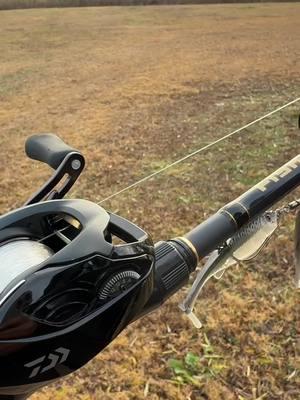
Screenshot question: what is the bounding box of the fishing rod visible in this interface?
[0,133,299,400]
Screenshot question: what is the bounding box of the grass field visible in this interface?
[0,3,300,399]
[1,1,298,12]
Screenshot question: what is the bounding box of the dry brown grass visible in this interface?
[0,4,299,399]
[1,0,298,12]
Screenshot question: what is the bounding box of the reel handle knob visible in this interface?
[25,133,81,170]
[24,134,85,204]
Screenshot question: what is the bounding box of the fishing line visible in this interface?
[98,97,300,204]
[37,226,69,243]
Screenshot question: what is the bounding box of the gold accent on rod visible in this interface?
[235,201,250,218]
[177,237,200,264]
[220,210,238,228]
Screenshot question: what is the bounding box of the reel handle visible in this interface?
[24,134,85,205]
[25,134,81,170]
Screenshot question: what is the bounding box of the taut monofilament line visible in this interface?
[97,97,300,204]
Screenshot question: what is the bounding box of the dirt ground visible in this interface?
[0,3,299,399]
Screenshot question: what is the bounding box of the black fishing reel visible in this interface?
[1,133,300,400]
[0,134,197,399]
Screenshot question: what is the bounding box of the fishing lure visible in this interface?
[179,211,279,328]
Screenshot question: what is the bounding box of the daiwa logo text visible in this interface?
[24,347,70,378]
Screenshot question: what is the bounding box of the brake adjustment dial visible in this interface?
[98,270,141,301]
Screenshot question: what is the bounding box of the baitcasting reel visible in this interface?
[0,134,197,399]
[0,133,299,400]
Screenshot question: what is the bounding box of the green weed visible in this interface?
[168,334,226,387]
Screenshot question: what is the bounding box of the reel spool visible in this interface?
[0,240,53,296]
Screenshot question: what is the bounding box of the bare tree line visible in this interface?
[0,0,298,11]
